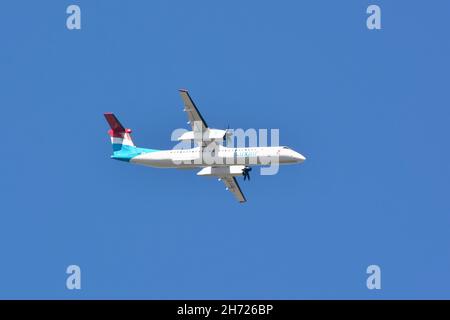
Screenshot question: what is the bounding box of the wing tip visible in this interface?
[179,88,189,93]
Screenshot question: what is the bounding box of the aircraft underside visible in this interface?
[130,154,297,168]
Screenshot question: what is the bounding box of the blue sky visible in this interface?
[1,1,449,299]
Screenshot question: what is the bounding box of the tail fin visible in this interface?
[104,113,135,152]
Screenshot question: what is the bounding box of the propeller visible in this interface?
[242,166,252,181]
[223,125,233,146]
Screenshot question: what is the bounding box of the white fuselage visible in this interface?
[130,145,305,168]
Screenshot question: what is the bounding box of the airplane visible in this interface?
[104,89,306,203]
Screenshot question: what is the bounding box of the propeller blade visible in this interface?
[223,124,232,146]
[242,166,251,181]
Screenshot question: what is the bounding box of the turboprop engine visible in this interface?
[177,128,232,143]
[196,165,252,180]
[197,165,246,177]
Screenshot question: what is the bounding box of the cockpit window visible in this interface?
[282,146,290,149]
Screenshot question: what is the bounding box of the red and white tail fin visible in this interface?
[104,113,135,151]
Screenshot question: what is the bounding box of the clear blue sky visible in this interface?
[1,1,449,299]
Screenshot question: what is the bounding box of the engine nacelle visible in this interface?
[178,128,227,142]
[196,165,246,177]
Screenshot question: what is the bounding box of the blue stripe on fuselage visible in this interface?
[111,144,159,162]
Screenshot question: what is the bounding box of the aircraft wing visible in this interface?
[220,176,247,203]
[179,89,208,131]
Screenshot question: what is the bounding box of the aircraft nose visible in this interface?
[293,152,306,162]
